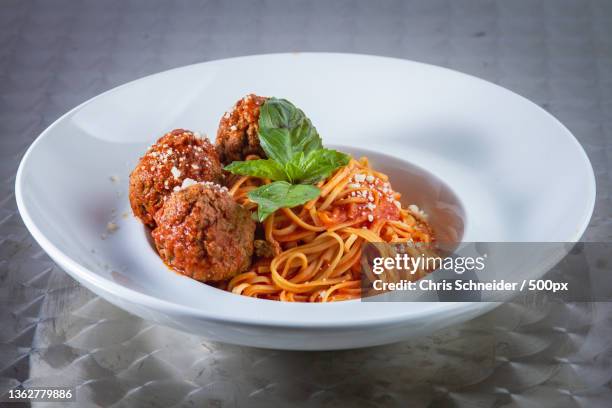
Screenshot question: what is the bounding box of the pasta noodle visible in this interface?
[220,156,435,302]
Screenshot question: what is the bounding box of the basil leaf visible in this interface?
[247,181,320,222]
[224,159,288,181]
[297,148,351,184]
[258,98,322,165]
[282,148,351,184]
[283,152,305,183]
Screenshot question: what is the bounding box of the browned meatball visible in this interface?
[215,94,268,164]
[151,182,255,282]
[129,129,224,227]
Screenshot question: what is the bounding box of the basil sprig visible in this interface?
[224,97,351,221]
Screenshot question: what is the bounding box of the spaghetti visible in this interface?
[221,156,435,302]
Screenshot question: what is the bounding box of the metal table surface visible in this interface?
[1,0,611,406]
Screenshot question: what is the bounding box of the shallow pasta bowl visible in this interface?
[15,53,595,350]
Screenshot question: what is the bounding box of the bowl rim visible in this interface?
[15,52,596,329]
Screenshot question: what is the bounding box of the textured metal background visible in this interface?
[1,0,611,406]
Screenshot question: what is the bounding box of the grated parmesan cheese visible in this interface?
[408,204,428,219]
[181,178,198,189]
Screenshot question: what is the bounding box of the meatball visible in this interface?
[152,182,255,282]
[216,94,268,164]
[129,129,224,227]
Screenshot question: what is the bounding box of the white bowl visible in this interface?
[16,53,595,350]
